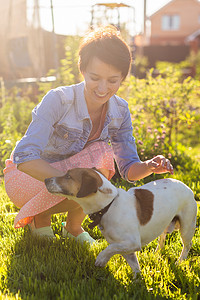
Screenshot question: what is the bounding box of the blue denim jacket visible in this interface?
[13,82,140,180]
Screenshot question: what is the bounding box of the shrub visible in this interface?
[117,69,200,200]
[0,87,35,173]
[119,71,200,148]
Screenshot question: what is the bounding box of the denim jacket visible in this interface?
[13,82,140,180]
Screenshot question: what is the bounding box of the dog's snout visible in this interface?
[44,177,64,194]
[45,177,57,192]
[45,177,54,185]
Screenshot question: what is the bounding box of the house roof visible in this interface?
[149,0,173,18]
[150,0,200,19]
[185,28,200,41]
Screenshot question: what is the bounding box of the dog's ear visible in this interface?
[92,167,104,177]
[76,171,102,198]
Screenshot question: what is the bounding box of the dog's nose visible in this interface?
[44,177,54,185]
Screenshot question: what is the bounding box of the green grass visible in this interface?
[0,180,200,300]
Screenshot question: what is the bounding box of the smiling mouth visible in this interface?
[95,91,108,98]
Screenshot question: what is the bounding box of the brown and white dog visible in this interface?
[45,168,197,276]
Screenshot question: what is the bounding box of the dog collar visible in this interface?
[88,193,118,229]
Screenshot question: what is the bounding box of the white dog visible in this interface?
[45,168,197,276]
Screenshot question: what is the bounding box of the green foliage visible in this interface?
[133,55,149,78]
[0,181,200,299]
[185,50,200,80]
[117,68,200,200]
[155,60,192,77]
[0,88,35,174]
[119,71,200,147]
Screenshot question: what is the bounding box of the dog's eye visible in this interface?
[65,174,71,179]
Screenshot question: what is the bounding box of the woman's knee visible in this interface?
[97,168,110,179]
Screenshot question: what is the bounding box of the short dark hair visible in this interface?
[78,26,132,80]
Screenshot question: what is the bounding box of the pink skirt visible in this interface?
[3,142,115,228]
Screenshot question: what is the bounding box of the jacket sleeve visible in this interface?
[13,87,73,164]
[110,104,141,181]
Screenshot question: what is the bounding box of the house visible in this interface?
[134,0,200,70]
[150,0,200,46]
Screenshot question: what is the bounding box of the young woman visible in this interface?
[4,26,173,243]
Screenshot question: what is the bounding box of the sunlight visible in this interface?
[26,0,173,37]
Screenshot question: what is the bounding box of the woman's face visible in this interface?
[82,57,123,109]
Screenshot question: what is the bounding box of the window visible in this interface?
[162,15,180,31]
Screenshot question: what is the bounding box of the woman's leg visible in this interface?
[34,198,85,236]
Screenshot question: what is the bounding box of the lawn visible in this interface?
[0,180,200,300]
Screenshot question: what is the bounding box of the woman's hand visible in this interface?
[146,155,174,175]
[128,155,174,181]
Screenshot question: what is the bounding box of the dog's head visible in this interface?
[45,168,112,198]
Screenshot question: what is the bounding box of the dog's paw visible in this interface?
[95,252,108,267]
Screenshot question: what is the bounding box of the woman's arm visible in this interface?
[127,155,174,181]
[13,89,69,166]
[17,159,65,182]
